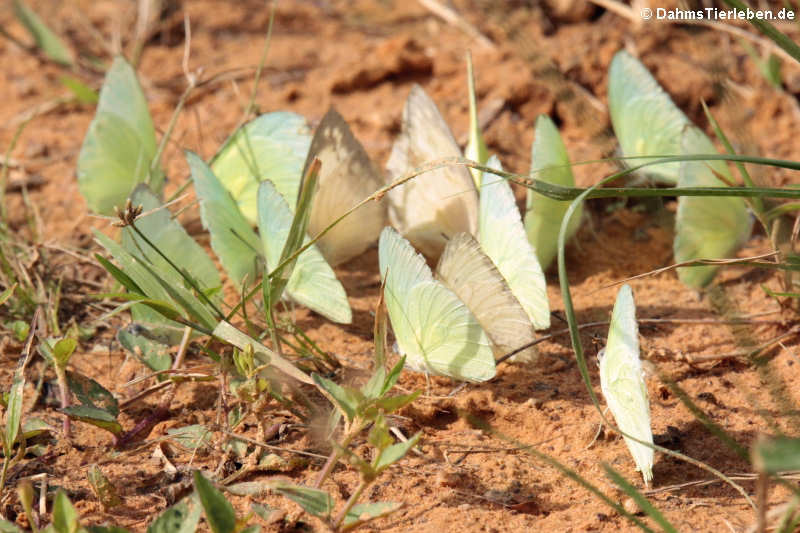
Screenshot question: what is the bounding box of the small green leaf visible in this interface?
[373,391,421,414]
[361,365,386,401]
[464,51,488,187]
[367,415,392,451]
[9,320,29,342]
[603,464,678,533]
[53,338,78,368]
[60,406,122,436]
[61,76,99,104]
[94,254,146,296]
[67,371,119,417]
[147,498,202,533]
[224,481,271,497]
[193,471,236,533]
[374,432,421,473]
[312,374,361,423]
[117,328,172,373]
[12,0,74,66]
[88,464,122,509]
[21,417,53,440]
[4,372,24,455]
[381,357,406,398]
[52,490,80,533]
[167,425,211,450]
[753,435,800,474]
[342,502,403,530]
[268,481,332,519]
[212,321,312,385]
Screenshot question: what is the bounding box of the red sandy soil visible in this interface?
[1,1,800,531]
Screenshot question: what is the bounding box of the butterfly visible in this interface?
[598,284,654,486]
[190,151,352,324]
[608,50,690,185]
[385,85,479,261]
[525,114,583,271]
[379,227,495,382]
[302,108,387,266]
[78,57,164,215]
[674,128,752,288]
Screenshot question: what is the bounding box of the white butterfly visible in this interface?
[436,232,537,363]
[608,50,690,185]
[379,227,495,382]
[598,284,654,486]
[258,180,352,324]
[386,85,479,261]
[480,156,550,332]
[303,108,387,267]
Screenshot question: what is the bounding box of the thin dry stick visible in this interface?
[598,251,780,290]
[417,0,495,49]
[496,314,786,365]
[645,471,800,495]
[219,430,327,460]
[679,327,799,363]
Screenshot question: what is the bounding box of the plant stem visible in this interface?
[148,79,196,186]
[53,364,71,438]
[129,221,225,319]
[332,478,369,530]
[314,429,361,488]
[0,454,10,494]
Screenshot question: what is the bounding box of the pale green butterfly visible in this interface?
[436,232,537,363]
[674,128,753,288]
[386,85,479,261]
[525,114,583,271]
[211,112,311,225]
[480,156,550,332]
[188,150,262,288]
[258,179,351,324]
[301,108,387,267]
[379,227,495,382]
[121,183,222,343]
[599,284,654,486]
[78,56,164,214]
[608,50,690,185]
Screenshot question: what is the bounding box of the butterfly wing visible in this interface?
[188,151,263,288]
[302,108,387,266]
[257,180,351,324]
[386,85,479,260]
[525,115,583,270]
[674,128,753,288]
[436,232,536,362]
[481,156,550,332]
[77,57,163,214]
[211,112,311,225]
[599,284,654,486]
[608,51,690,185]
[379,228,495,381]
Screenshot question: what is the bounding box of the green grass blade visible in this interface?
[12,0,74,66]
[603,464,678,533]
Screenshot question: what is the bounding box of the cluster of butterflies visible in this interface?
[78,48,762,486]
